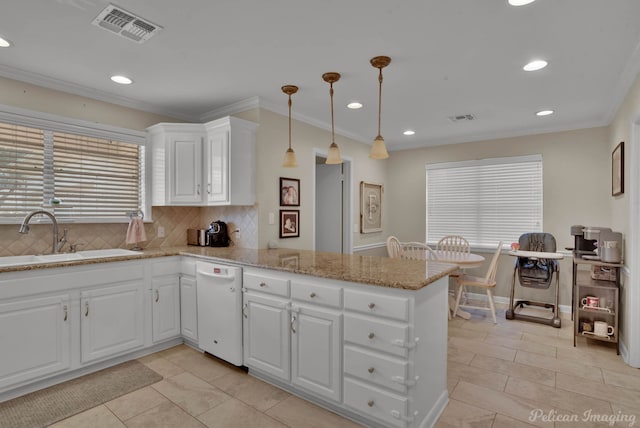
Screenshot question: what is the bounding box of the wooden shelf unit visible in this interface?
[572,256,622,354]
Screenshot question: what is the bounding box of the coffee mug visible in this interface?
[581,296,600,308]
[593,321,614,337]
[581,321,593,332]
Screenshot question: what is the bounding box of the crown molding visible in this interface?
[603,37,640,124]
[0,65,196,122]
[198,97,261,122]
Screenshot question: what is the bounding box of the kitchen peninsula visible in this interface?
[0,247,456,428]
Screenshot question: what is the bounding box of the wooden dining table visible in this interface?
[434,251,486,319]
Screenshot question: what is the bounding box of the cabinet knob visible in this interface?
[368,332,375,339]
[368,367,375,374]
[368,302,375,309]
[310,292,316,298]
[259,282,266,287]
[367,400,375,407]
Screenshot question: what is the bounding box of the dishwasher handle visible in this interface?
[197,269,236,280]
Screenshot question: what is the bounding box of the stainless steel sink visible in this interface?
[0,249,141,268]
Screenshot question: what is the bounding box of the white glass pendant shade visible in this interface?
[369,135,389,159]
[282,147,298,167]
[326,142,343,165]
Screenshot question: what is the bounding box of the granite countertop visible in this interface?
[0,246,457,291]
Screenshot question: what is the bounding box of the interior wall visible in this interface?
[385,126,612,307]
[244,108,387,250]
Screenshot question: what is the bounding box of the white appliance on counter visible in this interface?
[196,261,243,366]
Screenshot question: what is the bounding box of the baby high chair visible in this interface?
[505,232,562,328]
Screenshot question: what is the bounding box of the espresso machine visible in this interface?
[570,225,622,263]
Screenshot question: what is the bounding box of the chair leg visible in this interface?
[453,284,464,318]
[486,288,497,324]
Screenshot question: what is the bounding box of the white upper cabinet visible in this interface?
[148,117,257,206]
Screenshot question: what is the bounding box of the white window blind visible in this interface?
[0,123,45,216]
[0,120,143,222]
[426,155,542,247]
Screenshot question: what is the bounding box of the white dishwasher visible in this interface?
[196,261,243,366]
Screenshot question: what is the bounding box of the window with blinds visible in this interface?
[426,155,543,248]
[0,121,143,222]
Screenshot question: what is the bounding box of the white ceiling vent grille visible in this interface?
[92,4,162,43]
[448,114,476,123]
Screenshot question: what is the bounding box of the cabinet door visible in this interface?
[0,295,71,390]
[170,134,203,204]
[81,281,144,363]
[205,128,229,204]
[243,292,290,381]
[180,275,198,342]
[152,276,181,342]
[291,304,342,402]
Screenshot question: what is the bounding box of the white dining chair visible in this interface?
[436,235,471,255]
[386,236,402,258]
[452,241,503,324]
[400,242,439,260]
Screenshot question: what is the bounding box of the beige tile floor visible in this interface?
[50,306,640,428]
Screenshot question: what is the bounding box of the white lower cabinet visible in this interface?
[180,275,198,342]
[0,294,71,390]
[291,303,341,401]
[80,281,145,363]
[243,291,291,381]
[152,276,181,343]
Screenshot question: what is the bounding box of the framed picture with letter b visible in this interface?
[612,142,624,196]
[360,181,382,233]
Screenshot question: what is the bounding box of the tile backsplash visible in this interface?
[0,205,258,257]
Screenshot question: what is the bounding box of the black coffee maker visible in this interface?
[570,225,596,255]
[207,220,230,247]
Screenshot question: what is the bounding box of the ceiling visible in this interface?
[2,0,640,151]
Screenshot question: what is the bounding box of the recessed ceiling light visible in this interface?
[536,109,554,116]
[110,75,133,85]
[403,130,415,136]
[0,36,12,48]
[346,101,363,109]
[523,60,548,71]
[508,0,536,6]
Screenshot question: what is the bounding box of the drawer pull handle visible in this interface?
[63,304,68,322]
[259,282,267,287]
[368,332,375,339]
[392,375,419,386]
[291,314,297,334]
[367,400,374,407]
[367,367,375,374]
[85,302,89,317]
[391,337,419,349]
[310,292,316,298]
[155,289,160,302]
[243,303,248,319]
[368,302,375,309]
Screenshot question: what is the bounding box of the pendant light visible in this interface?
[369,55,391,159]
[281,85,299,167]
[322,72,343,165]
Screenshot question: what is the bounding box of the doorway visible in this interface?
[314,153,352,253]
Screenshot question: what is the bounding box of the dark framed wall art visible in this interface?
[280,210,300,238]
[612,141,624,196]
[280,177,300,206]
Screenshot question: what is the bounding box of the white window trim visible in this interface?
[0,103,152,223]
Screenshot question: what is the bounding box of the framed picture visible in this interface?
[280,177,300,206]
[280,210,300,238]
[612,142,624,196]
[360,181,383,233]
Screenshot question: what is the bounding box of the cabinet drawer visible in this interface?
[344,289,410,322]
[244,272,289,297]
[344,346,410,393]
[291,280,342,308]
[344,314,410,358]
[343,377,409,428]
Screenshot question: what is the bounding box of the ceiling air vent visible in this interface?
[448,114,476,123]
[92,4,162,43]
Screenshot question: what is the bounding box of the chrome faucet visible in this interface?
[18,210,66,254]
